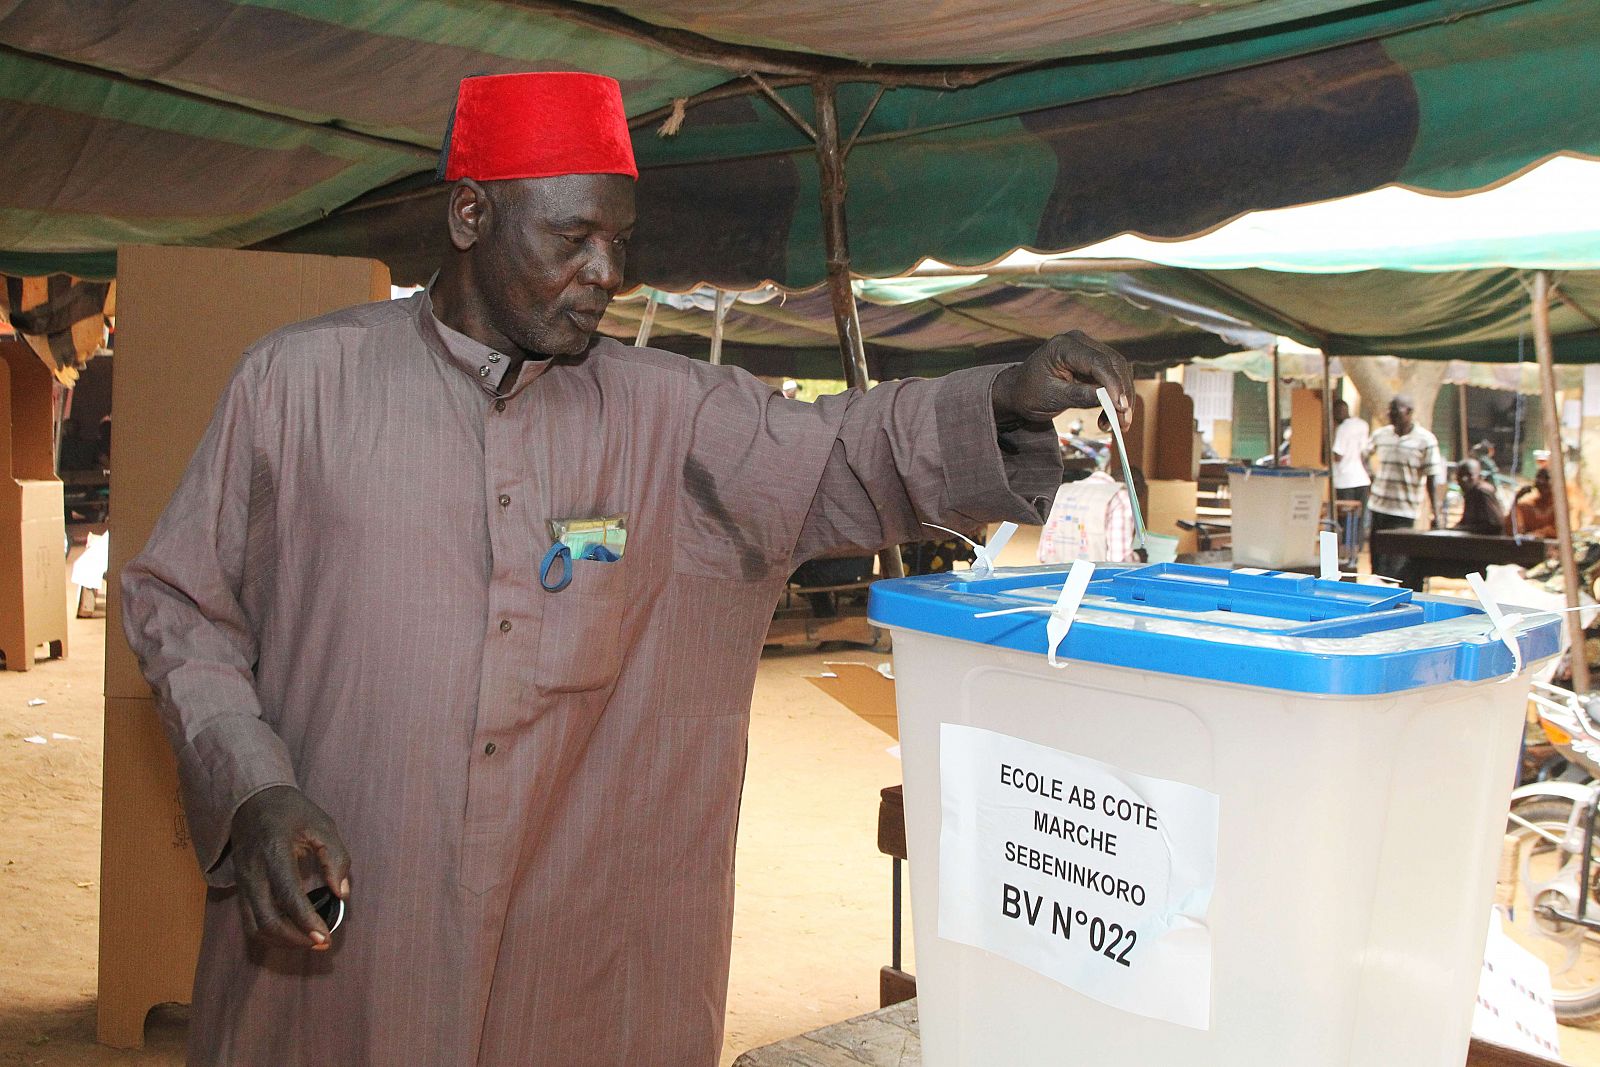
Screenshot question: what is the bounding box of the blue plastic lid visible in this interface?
[1226,465,1325,478]
[867,562,1561,695]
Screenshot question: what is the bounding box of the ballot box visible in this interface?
[1228,465,1327,569]
[869,563,1558,1067]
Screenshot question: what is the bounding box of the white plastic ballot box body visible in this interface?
[1228,465,1328,569]
[868,563,1559,1067]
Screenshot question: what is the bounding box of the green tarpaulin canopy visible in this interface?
[2,0,1599,286]
[1093,268,1600,361]
[595,157,1600,370]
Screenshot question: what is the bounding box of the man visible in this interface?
[1366,395,1445,583]
[1329,399,1370,568]
[1039,459,1136,563]
[1453,457,1505,535]
[1511,467,1563,537]
[120,73,1134,1067]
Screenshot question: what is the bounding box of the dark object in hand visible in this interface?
[229,785,351,951]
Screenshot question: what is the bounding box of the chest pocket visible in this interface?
[535,556,631,694]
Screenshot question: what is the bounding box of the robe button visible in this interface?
[499,619,513,633]
[478,365,491,378]
[488,352,501,364]
[498,494,511,507]
[494,399,507,412]
[484,742,497,756]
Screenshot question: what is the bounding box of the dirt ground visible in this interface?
[0,604,911,1066]
[4,536,1600,1065]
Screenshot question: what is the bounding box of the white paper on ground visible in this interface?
[938,723,1219,1030]
[1472,911,1560,1059]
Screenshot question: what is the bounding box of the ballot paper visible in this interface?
[938,724,1218,1030]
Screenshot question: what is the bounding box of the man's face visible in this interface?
[1457,460,1479,490]
[465,173,636,359]
[1537,469,1553,499]
[1333,402,1349,423]
[1388,399,1412,431]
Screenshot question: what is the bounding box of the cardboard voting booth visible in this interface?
[1123,380,1200,554]
[99,245,389,1047]
[1289,387,1327,470]
[0,340,69,672]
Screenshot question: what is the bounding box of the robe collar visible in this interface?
[411,287,553,398]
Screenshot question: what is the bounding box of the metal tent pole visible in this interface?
[708,289,731,365]
[1269,343,1282,464]
[633,290,660,347]
[1323,350,1336,548]
[1533,270,1589,693]
[812,79,904,579]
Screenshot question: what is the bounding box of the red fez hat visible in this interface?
[439,72,637,182]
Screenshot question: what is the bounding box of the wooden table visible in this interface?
[1370,528,1553,583]
[734,1000,919,1066]
[732,998,1559,1066]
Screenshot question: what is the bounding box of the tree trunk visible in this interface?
[1341,356,1449,432]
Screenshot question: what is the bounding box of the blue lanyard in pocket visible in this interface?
[539,540,621,592]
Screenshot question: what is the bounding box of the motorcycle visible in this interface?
[1502,680,1600,1022]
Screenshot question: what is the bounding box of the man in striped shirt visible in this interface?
[1365,394,1445,584]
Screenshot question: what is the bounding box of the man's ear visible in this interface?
[446,179,489,252]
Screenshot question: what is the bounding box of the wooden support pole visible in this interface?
[812,80,903,579]
[1458,380,1471,461]
[708,289,731,366]
[1533,271,1589,693]
[813,81,872,393]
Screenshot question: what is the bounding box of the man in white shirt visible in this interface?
[1330,399,1371,568]
[1365,394,1446,586]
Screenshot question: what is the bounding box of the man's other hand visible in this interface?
[230,785,351,951]
[992,331,1135,432]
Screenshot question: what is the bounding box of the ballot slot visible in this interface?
[949,562,1467,640]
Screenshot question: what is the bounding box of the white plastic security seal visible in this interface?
[1320,531,1340,582]
[1466,571,1524,680]
[971,557,1097,668]
[1046,559,1097,668]
[924,520,1019,580]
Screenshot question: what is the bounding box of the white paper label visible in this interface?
[937,724,1219,1030]
[1288,490,1318,524]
